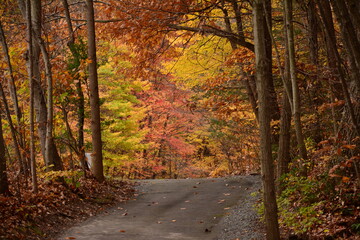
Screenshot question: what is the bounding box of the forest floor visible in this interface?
[56,175,265,240]
[0,177,135,240]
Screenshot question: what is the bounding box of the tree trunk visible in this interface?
[264,0,280,121]
[284,0,308,167]
[253,0,281,239]
[28,0,62,171]
[331,0,360,91]
[0,110,10,196]
[306,0,319,66]
[0,82,25,174]
[317,0,360,137]
[0,20,22,122]
[86,0,104,182]
[26,0,37,193]
[62,0,87,173]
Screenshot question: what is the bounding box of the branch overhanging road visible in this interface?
[58,176,262,240]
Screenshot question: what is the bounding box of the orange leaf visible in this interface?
[342,177,350,183]
[337,148,342,155]
[65,237,76,240]
[342,144,356,149]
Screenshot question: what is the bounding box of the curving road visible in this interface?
[57,176,261,240]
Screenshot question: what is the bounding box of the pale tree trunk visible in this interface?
[15,0,63,170]
[284,0,308,167]
[253,0,280,239]
[30,0,62,170]
[26,0,37,193]
[86,0,104,182]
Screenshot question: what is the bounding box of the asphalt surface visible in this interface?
[57,176,260,240]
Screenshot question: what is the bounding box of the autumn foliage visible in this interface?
[0,0,359,239]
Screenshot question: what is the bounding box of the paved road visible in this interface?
[57,176,258,240]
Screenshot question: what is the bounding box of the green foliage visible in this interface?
[67,38,88,72]
[97,44,148,175]
[39,167,84,188]
[278,174,324,234]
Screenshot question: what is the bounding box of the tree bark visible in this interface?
[331,0,360,91]
[284,0,308,166]
[317,0,360,137]
[61,0,87,173]
[86,0,104,182]
[27,0,62,170]
[0,21,22,122]
[0,110,10,196]
[26,0,37,193]
[0,82,25,174]
[253,0,281,239]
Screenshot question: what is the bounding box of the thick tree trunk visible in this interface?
[253,0,280,239]
[29,0,62,170]
[86,0,104,182]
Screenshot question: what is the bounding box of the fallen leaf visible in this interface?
[65,237,76,239]
[171,220,177,222]
[119,230,126,233]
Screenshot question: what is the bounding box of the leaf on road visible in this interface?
[119,230,126,232]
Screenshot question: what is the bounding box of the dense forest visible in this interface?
[0,0,359,239]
